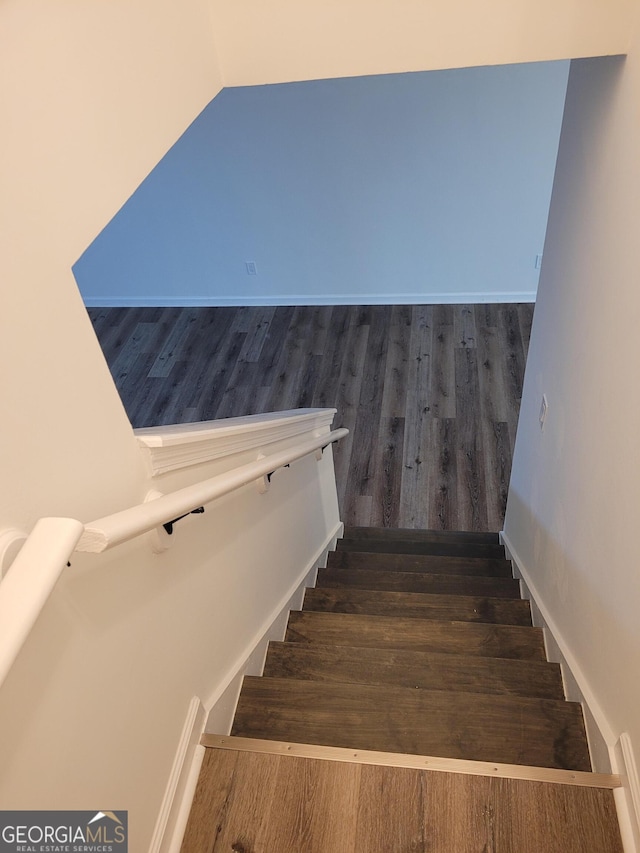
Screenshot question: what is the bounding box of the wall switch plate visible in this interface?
[535,254,543,269]
[539,394,548,430]
[245,261,257,275]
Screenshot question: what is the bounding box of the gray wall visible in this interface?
[74,61,569,306]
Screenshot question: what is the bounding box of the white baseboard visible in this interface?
[621,735,640,833]
[500,532,616,754]
[146,525,343,853]
[613,734,640,853]
[203,521,343,735]
[501,531,640,852]
[83,292,536,308]
[148,696,207,853]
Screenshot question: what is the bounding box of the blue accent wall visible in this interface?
[74,61,569,305]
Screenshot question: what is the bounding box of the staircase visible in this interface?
[182,528,624,852]
[232,527,590,770]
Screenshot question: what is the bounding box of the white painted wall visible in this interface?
[1,0,637,847]
[0,0,222,527]
[0,435,341,850]
[210,0,632,86]
[504,16,640,800]
[0,1,240,848]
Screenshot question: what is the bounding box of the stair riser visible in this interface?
[328,550,514,577]
[286,612,546,661]
[343,526,501,546]
[303,588,532,626]
[337,538,506,559]
[318,567,521,599]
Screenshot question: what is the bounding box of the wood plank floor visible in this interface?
[181,747,623,853]
[88,303,533,531]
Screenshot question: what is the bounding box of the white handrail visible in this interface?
[76,427,349,553]
[0,517,84,686]
[0,424,348,691]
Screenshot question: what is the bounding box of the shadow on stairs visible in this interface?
[181,527,624,852]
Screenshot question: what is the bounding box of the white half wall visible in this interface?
[504,17,640,827]
[0,430,342,851]
[0,1,227,849]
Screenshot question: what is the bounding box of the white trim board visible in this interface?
[83,292,537,308]
[203,520,343,736]
[135,409,336,476]
[147,522,343,853]
[500,530,640,853]
[148,696,206,853]
[616,734,640,853]
[500,531,616,751]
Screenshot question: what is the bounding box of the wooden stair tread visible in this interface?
[264,641,565,699]
[337,535,505,560]
[343,526,501,545]
[303,587,532,625]
[317,566,521,598]
[328,549,514,577]
[286,611,546,660]
[231,677,592,771]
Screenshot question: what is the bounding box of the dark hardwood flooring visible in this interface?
[88,303,533,531]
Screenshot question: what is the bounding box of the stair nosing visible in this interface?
[201,735,620,790]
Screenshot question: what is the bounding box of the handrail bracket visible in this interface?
[163,507,205,535]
